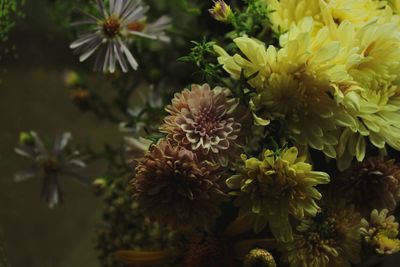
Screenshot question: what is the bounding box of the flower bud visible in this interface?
[92,177,108,197]
[63,70,80,87]
[19,131,34,146]
[209,1,232,23]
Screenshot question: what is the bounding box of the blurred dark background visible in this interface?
[0,1,117,266]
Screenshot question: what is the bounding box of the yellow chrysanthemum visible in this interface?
[265,0,321,33]
[336,86,400,169]
[328,20,400,169]
[319,0,386,27]
[266,0,386,34]
[389,0,400,14]
[226,147,330,242]
[361,209,400,254]
[215,24,356,158]
[348,22,400,87]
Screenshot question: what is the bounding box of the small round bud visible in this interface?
[19,131,34,146]
[243,248,276,267]
[63,70,80,87]
[92,177,108,197]
[209,0,232,23]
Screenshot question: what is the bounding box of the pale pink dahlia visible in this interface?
[160,84,248,164]
[131,140,226,229]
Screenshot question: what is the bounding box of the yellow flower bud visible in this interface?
[209,1,232,23]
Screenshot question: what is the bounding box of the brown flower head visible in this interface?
[131,140,226,229]
[332,156,400,216]
[184,233,234,267]
[160,84,248,165]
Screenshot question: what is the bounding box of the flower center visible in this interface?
[103,17,121,38]
[127,21,145,32]
[36,155,59,175]
[194,108,219,136]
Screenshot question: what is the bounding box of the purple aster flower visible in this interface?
[14,131,88,208]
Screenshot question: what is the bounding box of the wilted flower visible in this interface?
[160,84,248,165]
[119,85,165,134]
[360,209,400,255]
[226,147,330,241]
[14,131,88,208]
[332,156,400,216]
[243,248,276,267]
[70,0,171,73]
[131,140,226,229]
[209,0,232,23]
[279,203,361,267]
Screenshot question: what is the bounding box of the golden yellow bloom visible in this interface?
[226,147,330,242]
[361,209,400,254]
[279,203,361,267]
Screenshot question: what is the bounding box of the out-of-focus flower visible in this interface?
[131,140,226,229]
[332,156,400,216]
[123,136,152,166]
[279,203,361,267]
[14,131,88,208]
[160,84,249,165]
[243,248,276,267]
[209,0,232,23]
[119,85,165,134]
[226,147,330,241]
[361,209,400,254]
[70,0,171,73]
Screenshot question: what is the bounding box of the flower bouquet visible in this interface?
[11,0,400,266]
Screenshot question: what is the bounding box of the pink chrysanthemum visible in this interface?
[160,84,248,165]
[131,140,226,229]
